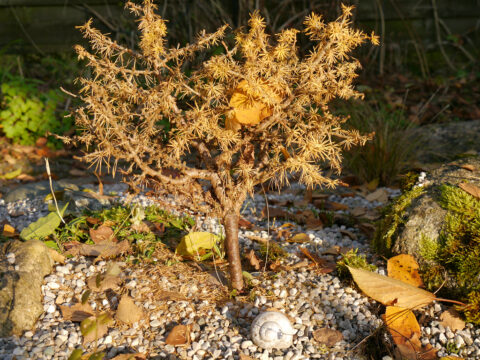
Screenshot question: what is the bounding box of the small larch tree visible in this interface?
[72,0,378,290]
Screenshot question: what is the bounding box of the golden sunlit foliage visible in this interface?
[71,1,377,289]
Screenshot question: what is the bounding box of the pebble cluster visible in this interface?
[0,180,479,359]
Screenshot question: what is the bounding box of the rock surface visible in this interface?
[392,156,480,259]
[0,240,54,336]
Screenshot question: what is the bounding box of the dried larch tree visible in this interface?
[72,0,378,290]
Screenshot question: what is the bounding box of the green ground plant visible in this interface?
[336,248,377,280]
[0,74,70,147]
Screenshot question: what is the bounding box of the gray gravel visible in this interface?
[0,178,479,359]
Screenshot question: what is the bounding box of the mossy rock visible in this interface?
[374,157,480,323]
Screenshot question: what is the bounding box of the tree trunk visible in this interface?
[223,210,244,291]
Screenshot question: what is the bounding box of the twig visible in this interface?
[261,184,270,273]
[45,158,66,224]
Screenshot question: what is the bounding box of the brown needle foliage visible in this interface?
[71,0,378,290]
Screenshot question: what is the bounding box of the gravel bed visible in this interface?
[0,180,479,360]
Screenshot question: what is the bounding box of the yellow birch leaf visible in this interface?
[2,224,16,237]
[176,232,219,257]
[387,254,424,288]
[385,306,437,360]
[347,266,436,309]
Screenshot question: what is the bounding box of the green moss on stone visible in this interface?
[372,185,424,256]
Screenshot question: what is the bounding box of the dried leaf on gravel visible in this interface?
[365,188,389,203]
[246,249,261,270]
[347,266,436,309]
[47,248,65,264]
[116,295,144,324]
[239,354,255,360]
[299,247,336,273]
[357,222,376,238]
[384,306,437,360]
[154,289,187,301]
[439,307,465,331]
[339,229,357,240]
[312,328,343,346]
[59,303,94,322]
[81,313,112,345]
[165,324,191,345]
[440,357,465,360]
[238,217,254,229]
[460,164,475,171]
[87,274,122,292]
[89,225,116,243]
[111,354,147,360]
[65,240,131,263]
[387,254,424,288]
[261,206,289,219]
[287,233,310,243]
[176,232,218,257]
[458,182,480,199]
[351,207,367,217]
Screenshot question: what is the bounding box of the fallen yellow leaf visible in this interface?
[2,224,16,237]
[387,254,424,288]
[385,306,437,360]
[176,232,219,257]
[347,266,436,309]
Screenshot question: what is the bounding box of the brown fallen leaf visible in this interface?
[458,182,480,200]
[239,217,254,229]
[460,164,475,171]
[87,274,122,292]
[86,217,101,225]
[299,247,336,273]
[440,357,466,360]
[81,313,112,345]
[111,354,147,360]
[312,328,343,346]
[314,200,348,211]
[65,240,131,263]
[165,324,191,346]
[59,303,95,322]
[347,266,436,309]
[89,225,117,243]
[387,254,424,288]
[365,188,389,203]
[287,233,310,243]
[261,206,289,219]
[339,229,357,241]
[246,249,261,270]
[47,248,66,264]
[239,354,255,360]
[116,295,144,325]
[439,307,465,331]
[304,217,323,230]
[131,221,151,233]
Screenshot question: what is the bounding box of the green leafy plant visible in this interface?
[0,74,70,146]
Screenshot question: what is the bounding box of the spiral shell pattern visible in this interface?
[251,311,295,349]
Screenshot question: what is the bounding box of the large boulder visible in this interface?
[374,156,480,310]
[0,240,54,336]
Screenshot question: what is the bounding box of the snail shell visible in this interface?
[251,311,295,349]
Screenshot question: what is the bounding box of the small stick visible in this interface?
[45,158,66,224]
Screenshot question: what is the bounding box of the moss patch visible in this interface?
[336,248,377,280]
[372,185,424,256]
